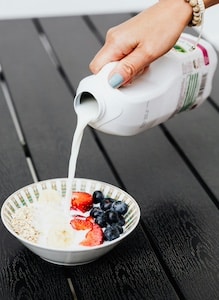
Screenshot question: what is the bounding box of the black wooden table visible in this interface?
[0,13,219,300]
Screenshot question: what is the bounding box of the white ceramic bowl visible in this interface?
[1,178,140,266]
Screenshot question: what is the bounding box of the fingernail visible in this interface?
[109,73,124,88]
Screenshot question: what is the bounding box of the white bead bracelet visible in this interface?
[185,0,205,49]
[185,0,205,26]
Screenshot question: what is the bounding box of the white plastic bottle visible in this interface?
[74,33,218,136]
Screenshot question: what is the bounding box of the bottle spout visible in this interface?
[74,92,100,123]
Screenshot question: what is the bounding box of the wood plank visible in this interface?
[89,13,132,37]
[0,83,73,299]
[69,228,179,300]
[0,87,32,197]
[40,15,102,86]
[165,101,219,201]
[210,52,219,106]
[98,126,219,300]
[38,14,219,299]
[40,14,131,86]
[0,19,116,185]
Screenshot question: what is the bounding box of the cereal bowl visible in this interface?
[1,178,140,266]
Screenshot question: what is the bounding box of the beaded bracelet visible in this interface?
[185,0,205,26]
[185,0,205,49]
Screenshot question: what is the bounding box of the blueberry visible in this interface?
[95,212,107,227]
[104,225,120,241]
[90,207,103,218]
[93,190,104,204]
[117,214,125,226]
[105,210,119,224]
[111,201,128,215]
[100,198,114,211]
[111,223,123,234]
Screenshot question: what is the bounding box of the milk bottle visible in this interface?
[74,33,217,136]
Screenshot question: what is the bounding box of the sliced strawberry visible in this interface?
[86,215,95,224]
[70,215,93,230]
[80,223,104,246]
[71,192,93,213]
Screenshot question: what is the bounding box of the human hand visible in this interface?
[89,0,192,88]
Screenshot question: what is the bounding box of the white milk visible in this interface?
[65,98,98,217]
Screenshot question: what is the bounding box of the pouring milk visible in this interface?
[65,98,98,217]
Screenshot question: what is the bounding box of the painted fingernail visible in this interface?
[109,73,124,88]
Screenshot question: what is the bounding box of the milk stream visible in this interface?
[65,98,98,218]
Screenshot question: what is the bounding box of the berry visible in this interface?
[71,192,93,213]
[117,214,125,226]
[95,212,107,227]
[80,224,104,246]
[86,216,95,224]
[112,223,123,234]
[93,190,104,204]
[105,210,120,224]
[90,207,103,218]
[111,201,128,215]
[104,224,120,241]
[100,198,114,211]
[70,215,93,230]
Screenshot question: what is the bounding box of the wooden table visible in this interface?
[0,13,219,300]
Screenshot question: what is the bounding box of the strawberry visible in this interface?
[71,192,93,213]
[86,215,95,224]
[80,224,104,246]
[70,215,93,230]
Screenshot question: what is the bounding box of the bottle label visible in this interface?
[173,36,209,113]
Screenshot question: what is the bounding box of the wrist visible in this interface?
[158,0,193,28]
[159,0,206,27]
